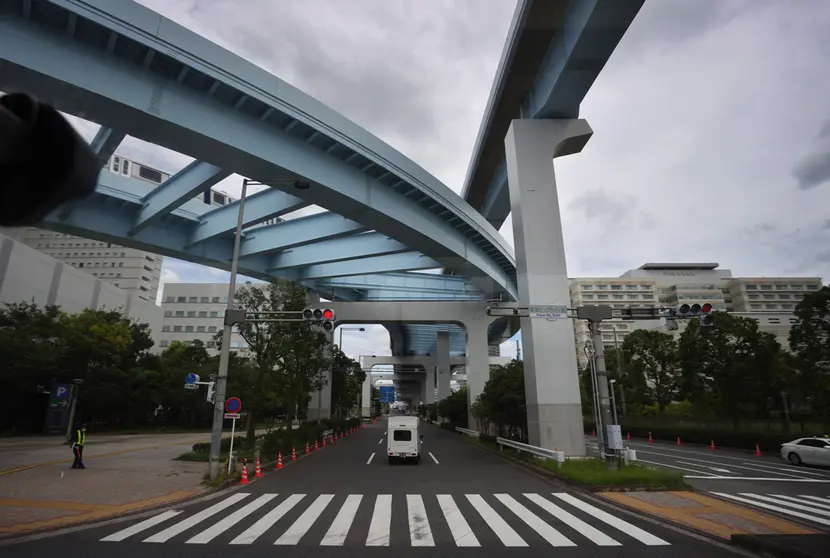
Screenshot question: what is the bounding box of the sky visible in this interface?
[59,0,830,361]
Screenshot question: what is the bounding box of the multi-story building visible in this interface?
[158,283,250,351]
[570,263,823,367]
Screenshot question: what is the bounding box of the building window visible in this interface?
[175,311,184,317]
[208,326,217,333]
[197,326,206,332]
[159,340,169,348]
[187,311,196,317]
[200,297,210,303]
[210,311,219,318]
[164,311,173,317]
[173,326,182,332]
[198,311,208,318]
[189,297,198,303]
[177,297,186,303]
[138,165,164,183]
[185,326,194,332]
[212,297,220,303]
[162,326,171,332]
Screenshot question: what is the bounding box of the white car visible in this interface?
[780,437,830,466]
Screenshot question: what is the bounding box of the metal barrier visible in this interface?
[496,437,566,467]
[322,429,334,437]
[455,426,480,438]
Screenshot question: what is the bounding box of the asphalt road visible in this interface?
[1,419,746,557]
[586,436,830,531]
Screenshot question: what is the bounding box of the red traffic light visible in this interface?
[701,303,713,313]
[323,309,334,320]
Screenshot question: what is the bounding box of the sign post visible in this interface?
[225,397,242,474]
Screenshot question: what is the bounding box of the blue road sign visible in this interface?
[185,373,199,385]
[225,397,242,414]
[379,386,396,403]
[54,385,70,400]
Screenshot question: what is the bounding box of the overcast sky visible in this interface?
[62,0,830,361]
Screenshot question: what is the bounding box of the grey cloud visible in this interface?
[817,251,830,263]
[568,189,656,230]
[793,149,830,190]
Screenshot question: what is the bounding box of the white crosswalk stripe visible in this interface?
[99,492,672,547]
[712,492,830,528]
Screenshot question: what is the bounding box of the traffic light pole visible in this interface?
[207,178,249,481]
[587,320,617,470]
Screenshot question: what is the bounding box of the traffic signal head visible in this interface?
[699,302,714,327]
[313,308,323,320]
[303,308,314,320]
[206,381,216,404]
[323,309,335,320]
[303,307,336,331]
[322,320,334,332]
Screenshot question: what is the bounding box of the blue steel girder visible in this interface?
[131,160,231,235]
[267,233,410,271]
[89,126,125,168]
[460,0,645,229]
[0,0,518,301]
[238,213,365,258]
[287,253,441,282]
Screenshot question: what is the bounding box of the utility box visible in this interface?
[606,424,623,450]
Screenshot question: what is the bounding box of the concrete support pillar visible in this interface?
[361,368,372,417]
[504,118,592,456]
[464,316,491,430]
[436,331,451,402]
[424,367,436,405]
[311,330,334,421]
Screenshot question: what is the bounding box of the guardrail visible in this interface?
[455,427,480,438]
[496,437,566,466]
[322,429,334,437]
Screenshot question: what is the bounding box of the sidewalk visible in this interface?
[0,429,268,537]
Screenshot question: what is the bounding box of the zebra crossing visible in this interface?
[711,493,830,529]
[99,491,672,548]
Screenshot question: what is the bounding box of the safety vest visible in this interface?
[76,430,86,446]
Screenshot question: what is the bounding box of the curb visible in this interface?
[0,428,365,544]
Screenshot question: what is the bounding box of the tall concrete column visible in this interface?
[504,118,592,456]
[436,331,451,402]
[424,367,436,405]
[312,330,334,421]
[361,367,372,417]
[464,317,491,430]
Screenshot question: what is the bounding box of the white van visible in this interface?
[387,416,422,464]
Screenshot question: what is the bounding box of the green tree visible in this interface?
[788,286,830,424]
[474,359,527,440]
[437,387,468,427]
[330,346,365,419]
[620,329,679,413]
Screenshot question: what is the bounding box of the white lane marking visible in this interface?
[551,493,671,546]
[678,461,735,474]
[366,452,375,464]
[366,494,392,546]
[524,493,620,546]
[230,494,305,545]
[101,511,182,542]
[465,494,527,546]
[429,452,439,464]
[378,438,384,444]
[275,494,334,545]
[638,458,715,476]
[636,449,807,478]
[143,493,249,543]
[738,493,830,518]
[801,495,830,507]
[740,461,820,478]
[320,494,362,546]
[712,493,830,526]
[187,494,278,544]
[625,442,830,477]
[436,494,480,547]
[495,494,575,547]
[686,476,830,482]
[406,494,435,547]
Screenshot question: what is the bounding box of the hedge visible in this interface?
[583,421,803,452]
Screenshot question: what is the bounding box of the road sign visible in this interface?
[184,384,199,390]
[225,397,242,414]
[55,385,70,400]
[224,413,241,420]
[185,373,200,384]
[529,304,568,321]
[379,386,396,403]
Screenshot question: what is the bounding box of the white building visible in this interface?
[0,232,163,340]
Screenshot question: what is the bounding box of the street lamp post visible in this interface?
[337,326,366,356]
[207,177,295,481]
[609,379,619,425]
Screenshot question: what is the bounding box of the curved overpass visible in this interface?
[0,0,520,356]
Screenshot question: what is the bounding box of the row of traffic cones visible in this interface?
[239,426,363,484]
[592,430,764,456]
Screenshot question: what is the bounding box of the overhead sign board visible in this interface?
[225,397,242,414]
[224,413,241,420]
[529,305,568,321]
[379,386,396,403]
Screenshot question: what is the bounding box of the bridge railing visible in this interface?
[455,426,480,438]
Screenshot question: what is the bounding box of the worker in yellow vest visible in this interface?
[70,424,87,469]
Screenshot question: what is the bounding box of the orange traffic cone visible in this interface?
[710,439,716,451]
[305,442,310,455]
[314,440,319,451]
[755,443,762,456]
[277,452,284,470]
[292,446,297,461]
[254,456,263,477]
[322,437,326,448]
[239,462,249,485]
[648,432,653,443]
[626,432,631,441]
[677,437,682,446]
[592,430,596,437]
